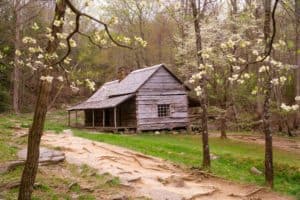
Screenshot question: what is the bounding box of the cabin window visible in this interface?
[157,104,170,117]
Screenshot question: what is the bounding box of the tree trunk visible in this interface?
[17,81,51,200]
[262,0,273,188]
[190,0,210,168]
[13,1,22,114]
[18,1,66,199]
[296,0,300,123]
[201,81,210,168]
[262,80,273,188]
[220,114,227,139]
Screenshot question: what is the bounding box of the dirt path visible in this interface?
[220,133,300,154]
[42,131,293,200]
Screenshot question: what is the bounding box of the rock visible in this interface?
[71,193,79,199]
[68,182,79,190]
[63,129,73,135]
[157,175,185,188]
[250,167,262,175]
[155,131,160,135]
[210,153,219,160]
[18,147,64,161]
[127,176,142,183]
[111,194,129,200]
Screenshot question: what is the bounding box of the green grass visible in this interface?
[1,111,300,198]
[73,130,300,198]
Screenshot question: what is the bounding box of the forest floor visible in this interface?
[0,110,299,199]
[209,133,300,154]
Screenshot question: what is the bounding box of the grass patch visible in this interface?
[73,130,300,198]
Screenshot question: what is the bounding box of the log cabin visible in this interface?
[67,64,199,132]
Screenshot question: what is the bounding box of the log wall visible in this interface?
[136,67,188,131]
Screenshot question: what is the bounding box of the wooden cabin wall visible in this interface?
[136,67,188,131]
[118,97,137,127]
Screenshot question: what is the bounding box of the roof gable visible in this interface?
[109,64,162,97]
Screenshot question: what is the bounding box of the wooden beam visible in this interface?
[102,109,105,127]
[92,109,95,128]
[114,107,117,128]
[68,111,70,126]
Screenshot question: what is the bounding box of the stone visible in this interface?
[210,153,219,160]
[250,167,262,175]
[17,147,65,161]
[63,129,73,135]
[154,131,160,135]
[111,194,129,200]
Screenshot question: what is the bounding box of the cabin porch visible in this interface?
[67,96,137,132]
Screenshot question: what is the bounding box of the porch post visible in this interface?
[114,107,117,128]
[68,111,70,126]
[102,109,105,127]
[75,111,78,127]
[92,109,95,128]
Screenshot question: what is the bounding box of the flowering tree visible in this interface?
[13,1,146,199]
[188,0,299,187]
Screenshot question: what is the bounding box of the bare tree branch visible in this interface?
[53,0,132,65]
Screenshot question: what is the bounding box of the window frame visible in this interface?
[157,104,170,118]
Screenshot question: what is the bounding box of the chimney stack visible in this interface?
[116,66,131,81]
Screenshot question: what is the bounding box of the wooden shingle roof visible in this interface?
[67,64,187,111]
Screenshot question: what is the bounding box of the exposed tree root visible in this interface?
[187,186,218,199]
[93,143,164,171]
[228,187,264,197]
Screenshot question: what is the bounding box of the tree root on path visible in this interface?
[93,143,165,171]
[228,187,264,197]
[186,186,218,199]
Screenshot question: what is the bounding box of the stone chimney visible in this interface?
[116,66,131,81]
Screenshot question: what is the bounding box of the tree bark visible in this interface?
[262,0,273,188]
[296,0,300,123]
[18,81,52,200]
[18,1,67,199]
[190,0,210,168]
[13,0,22,114]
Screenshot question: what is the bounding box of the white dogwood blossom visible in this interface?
[194,86,203,96]
[57,76,64,82]
[280,103,299,112]
[15,49,21,56]
[40,75,53,83]
[85,79,96,91]
[31,22,39,31]
[70,39,77,47]
[22,36,37,44]
[258,65,269,73]
[270,78,279,85]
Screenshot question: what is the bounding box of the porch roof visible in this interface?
[67,94,134,111]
